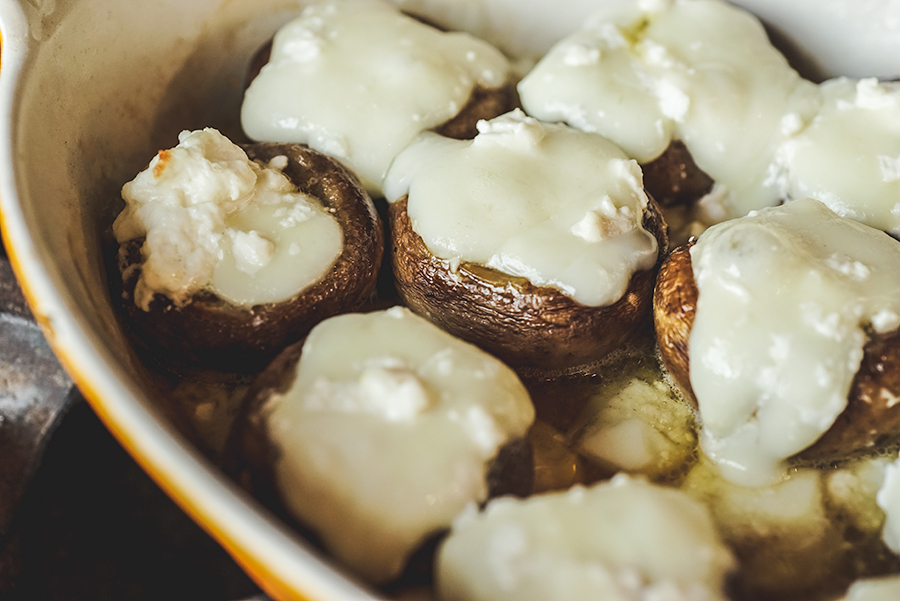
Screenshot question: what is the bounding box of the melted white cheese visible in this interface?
[786,78,900,234]
[437,474,735,601]
[384,110,658,307]
[876,452,900,554]
[841,576,900,601]
[689,198,900,486]
[113,128,342,309]
[241,0,510,195]
[518,0,817,220]
[264,307,535,584]
[519,0,900,236]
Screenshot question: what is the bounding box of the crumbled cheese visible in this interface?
[878,154,900,183]
[562,42,601,66]
[228,230,275,276]
[112,128,342,309]
[855,77,900,111]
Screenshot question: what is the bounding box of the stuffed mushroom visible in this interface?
[384,110,667,375]
[113,128,383,371]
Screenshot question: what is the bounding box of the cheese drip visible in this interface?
[113,128,342,309]
[383,110,658,307]
[690,198,900,486]
[438,474,735,601]
[241,0,511,195]
[265,307,535,584]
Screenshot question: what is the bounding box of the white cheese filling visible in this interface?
[840,576,900,601]
[786,78,900,235]
[264,307,535,584]
[518,0,817,220]
[113,128,342,310]
[690,198,900,486]
[518,0,900,235]
[240,0,511,195]
[437,474,735,601]
[383,110,659,307]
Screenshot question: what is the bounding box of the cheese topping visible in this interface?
[518,0,817,220]
[519,0,900,235]
[690,198,900,486]
[876,452,900,555]
[113,128,342,309]
[383,110,658,307]
[264,307,534,583]
[437,474,735,601]
[787,78,900,235]
[841,576,900,601]
[240,0,511,194]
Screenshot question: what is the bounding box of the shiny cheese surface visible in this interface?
[841,576,900,601]
[383,110,658,307]
[113,128,342,309]
[241,0,510,194]
[787,78,900,235]
[264,307,535,584]
[690,198,900,486]
[437,474,734,601]
[518,0,816,220]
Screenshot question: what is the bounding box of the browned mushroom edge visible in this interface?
[114,142,384,373]
[653,244,900,462]
[388,195,669,378]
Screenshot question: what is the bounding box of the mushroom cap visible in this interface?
[116,142,384,372]
[389,195,668,377]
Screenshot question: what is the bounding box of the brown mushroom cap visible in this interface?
[389,196,669,377]
[653,244,900,461]
[116,142,384,372]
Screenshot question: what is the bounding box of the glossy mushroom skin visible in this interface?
[246,40,520,143]
[116,143,384,373]
[653,243,698,404]
[653,244,900,461]
[389,196,669,376]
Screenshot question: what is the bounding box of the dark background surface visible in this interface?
[0,397,265,601]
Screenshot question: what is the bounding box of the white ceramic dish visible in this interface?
[0,1,899,599]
